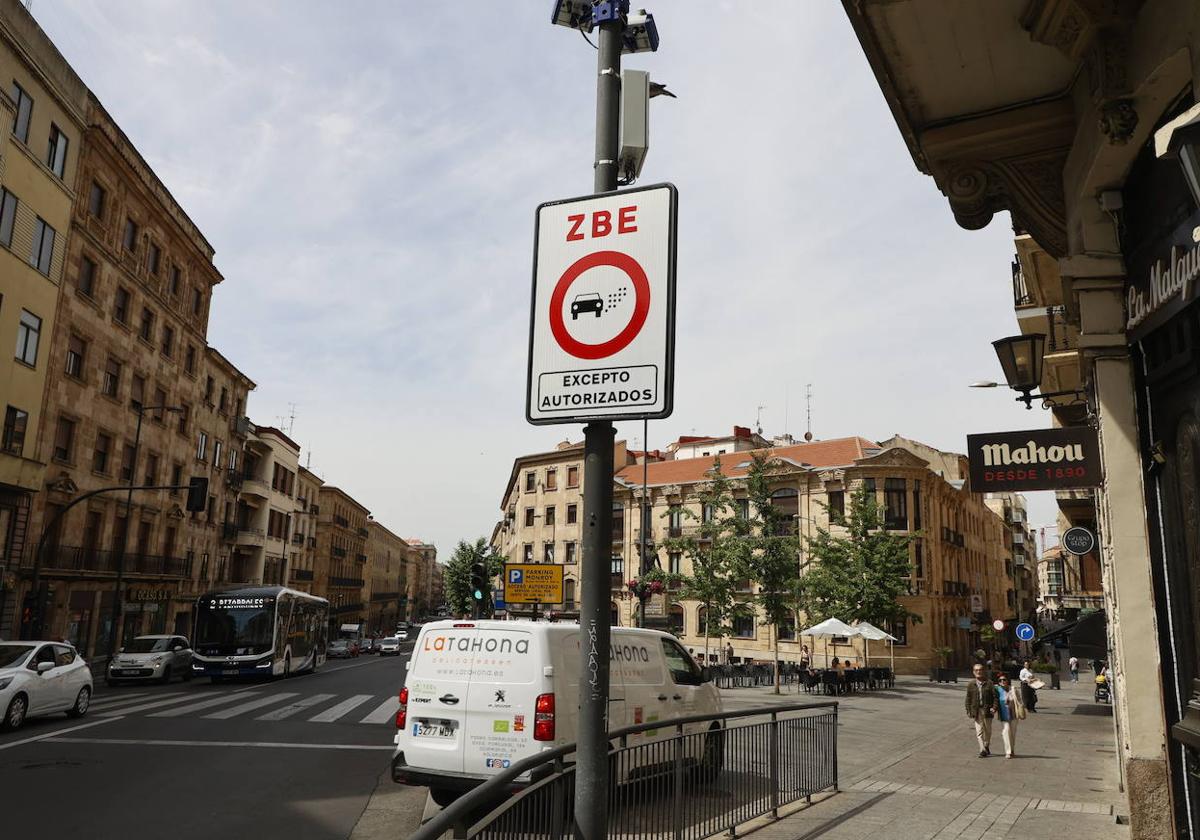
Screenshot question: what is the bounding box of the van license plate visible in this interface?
[413,720,456,738]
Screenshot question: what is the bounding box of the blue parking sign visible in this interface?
[1016,622,1035,642]
[509,569,524,585]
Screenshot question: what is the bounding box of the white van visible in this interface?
[391,620,722,806]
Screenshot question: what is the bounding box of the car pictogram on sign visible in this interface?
[571,292,604,319]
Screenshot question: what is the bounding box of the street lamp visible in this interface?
[978,334,1086,410]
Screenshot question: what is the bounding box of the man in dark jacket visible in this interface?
[965,662,998,757]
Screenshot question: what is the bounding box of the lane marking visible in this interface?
[148,693,261,718]
[318,658,397,676]
[360,696,401,725]
[309,694,374,723]
[0,716,122,752]
[44,736,394,751]
[97,681,259,716]
[203,693,299,720]
[90,691,155,706]
[92,692,185,711]
[255,693,335,721]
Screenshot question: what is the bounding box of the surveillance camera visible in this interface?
[622,9,659,53]
[550,0,594,32]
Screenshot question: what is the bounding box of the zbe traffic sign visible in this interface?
[527,183,677,424]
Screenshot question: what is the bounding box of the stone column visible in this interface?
[1064,260,1174,839]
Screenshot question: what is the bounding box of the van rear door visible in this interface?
[401,625,479,775]
[463,625,539,777]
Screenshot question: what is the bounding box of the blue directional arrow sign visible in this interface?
[1016,622,1036,642]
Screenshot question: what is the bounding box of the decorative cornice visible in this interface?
[45,473,78,496]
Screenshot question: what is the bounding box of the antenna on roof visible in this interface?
[756,405,766,436]
[804,384,813,442]
[784,385,789,435]
[286,403,297,436]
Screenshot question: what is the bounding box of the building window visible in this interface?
[862,477,876,497]
[53,416,75,462]
[0,187,16,247]
[101,357,121,397]
[204,376,214,402]
[565,542,577,564]
[148,242,161,276]
[668,551,681,575]
[64,335,86,380]
[161,324,174,358]
[219,387,228,412]
[46,123,68,178]
[701,503,714,524]
[88,182,106,218]
[884,478,907,530]
[119,443,135,482]
[914,538,924,579]
[566,503,577,524]
[733,611,756,639]
[196,431,208,461]
[564,579,576,610]
[11,81,32,143]
[827,490,845,522]
[191,287,202,315]
[77,256,97,297]
[543,542,554,563]
[545,505,556,526]
[524,507,535,527]
[184,345,196,375]
[2,406,27,455]
[610,556,623,576]
[525,471,536,493]
[123,218,138,252]
[213,440,223,469]
[913,480,922,530]
[169,265,181,296]
[152,387,167,422]
[545,469,557,490]
[884,617,908,646]
[15,309,41,366]
[92,432,112,474]
[567,466,579,488]
[523,544,533,563]
[735,498,749,519]
[139,308,154,342]
[29,217,55,276]
[114,287,130,324]
[130,374,145,411]
[777,614,796,641]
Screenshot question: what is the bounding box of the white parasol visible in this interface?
[800,618,861,669]
[854,620,899,675]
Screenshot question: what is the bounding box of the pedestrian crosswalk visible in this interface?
[90,688,404,726]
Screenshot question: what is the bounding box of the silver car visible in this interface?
[106,635,194,685]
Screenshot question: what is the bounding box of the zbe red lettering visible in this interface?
[565,205,638,242]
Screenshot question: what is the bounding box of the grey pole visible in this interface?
[575,15,622,840]
[107,405,145,661]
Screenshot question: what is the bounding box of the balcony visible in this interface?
[1012,256,1034,308]
[1056,488,1095,517]
[221,522,238,542]
[307,536,317,548]
[225,469,243,490]
[231,415,251,438]
[22,546,191,579]
[356,553,368,563]
[633,528,656,545]
[371,590,400,602]
[240,476,269,500]
[331,601,363,615]
[1012,532,1025,545]
[236,527,265,547]
[291,533,305,545]
[331,546,347,559]
[291,568,314,582]
[667,525,683,538]
[357,527,369,538]
[330,576,364,588]
[333,515,349,528]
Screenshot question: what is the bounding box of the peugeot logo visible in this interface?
[495,690,505,703]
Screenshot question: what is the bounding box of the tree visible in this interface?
[444,538,504,618]
[801,485,919,641]
[731,453,803,693]
[663,457,740,664]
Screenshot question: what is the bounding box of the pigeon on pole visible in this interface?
[649,81,676,98]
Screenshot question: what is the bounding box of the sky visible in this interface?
[30,1,1061,558]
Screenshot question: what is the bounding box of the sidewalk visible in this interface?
[741,673,1127,840]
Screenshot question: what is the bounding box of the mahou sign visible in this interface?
[967,427,1103,492]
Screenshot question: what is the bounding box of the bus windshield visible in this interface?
[195,595,276,655]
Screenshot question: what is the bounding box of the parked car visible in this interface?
[0,641,94,731]
[364,638,382,654]
[377,637,402,656]
[327,639,359,659]
[392,620,721,807]
[106,635,194,686]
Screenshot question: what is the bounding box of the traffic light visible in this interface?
[470,562,487,602]
[186,476,209,512]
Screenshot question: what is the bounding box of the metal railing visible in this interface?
[20,546,191,578]
[410,701,838,840]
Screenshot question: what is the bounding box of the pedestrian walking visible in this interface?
[994,674,1026,758]
[965,662,997,758]
[1019,660,1039,712]
[1069,655,1079,682]
[725,642,734,665]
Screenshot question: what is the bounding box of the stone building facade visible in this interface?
[365,520,407,634]
[0,0,87,636]
[232,424,299,587]
[15,89,254,659]
[287,465,323,593]
[313,485,370,631]
[404,538,439,620]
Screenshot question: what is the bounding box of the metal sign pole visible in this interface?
[575,14,622,840]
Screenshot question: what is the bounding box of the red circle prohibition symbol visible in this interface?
[549,250,650,360]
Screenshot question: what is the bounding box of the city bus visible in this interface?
[191,586,328,681]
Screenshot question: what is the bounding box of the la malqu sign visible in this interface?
[967,427,1103,492]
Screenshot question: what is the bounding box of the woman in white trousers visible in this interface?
[995,674,1027,758]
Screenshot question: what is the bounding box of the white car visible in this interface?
[395,629,409,642]
[378,637,403,656]
[106,635,194,685]
[0,641,94,731]
[391,620,722,806]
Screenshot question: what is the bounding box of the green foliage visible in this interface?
[933,646,953,665]
[444,538,504,617]
[731,453,802,631]
[800,484,919,628]
[661,457,740,642]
